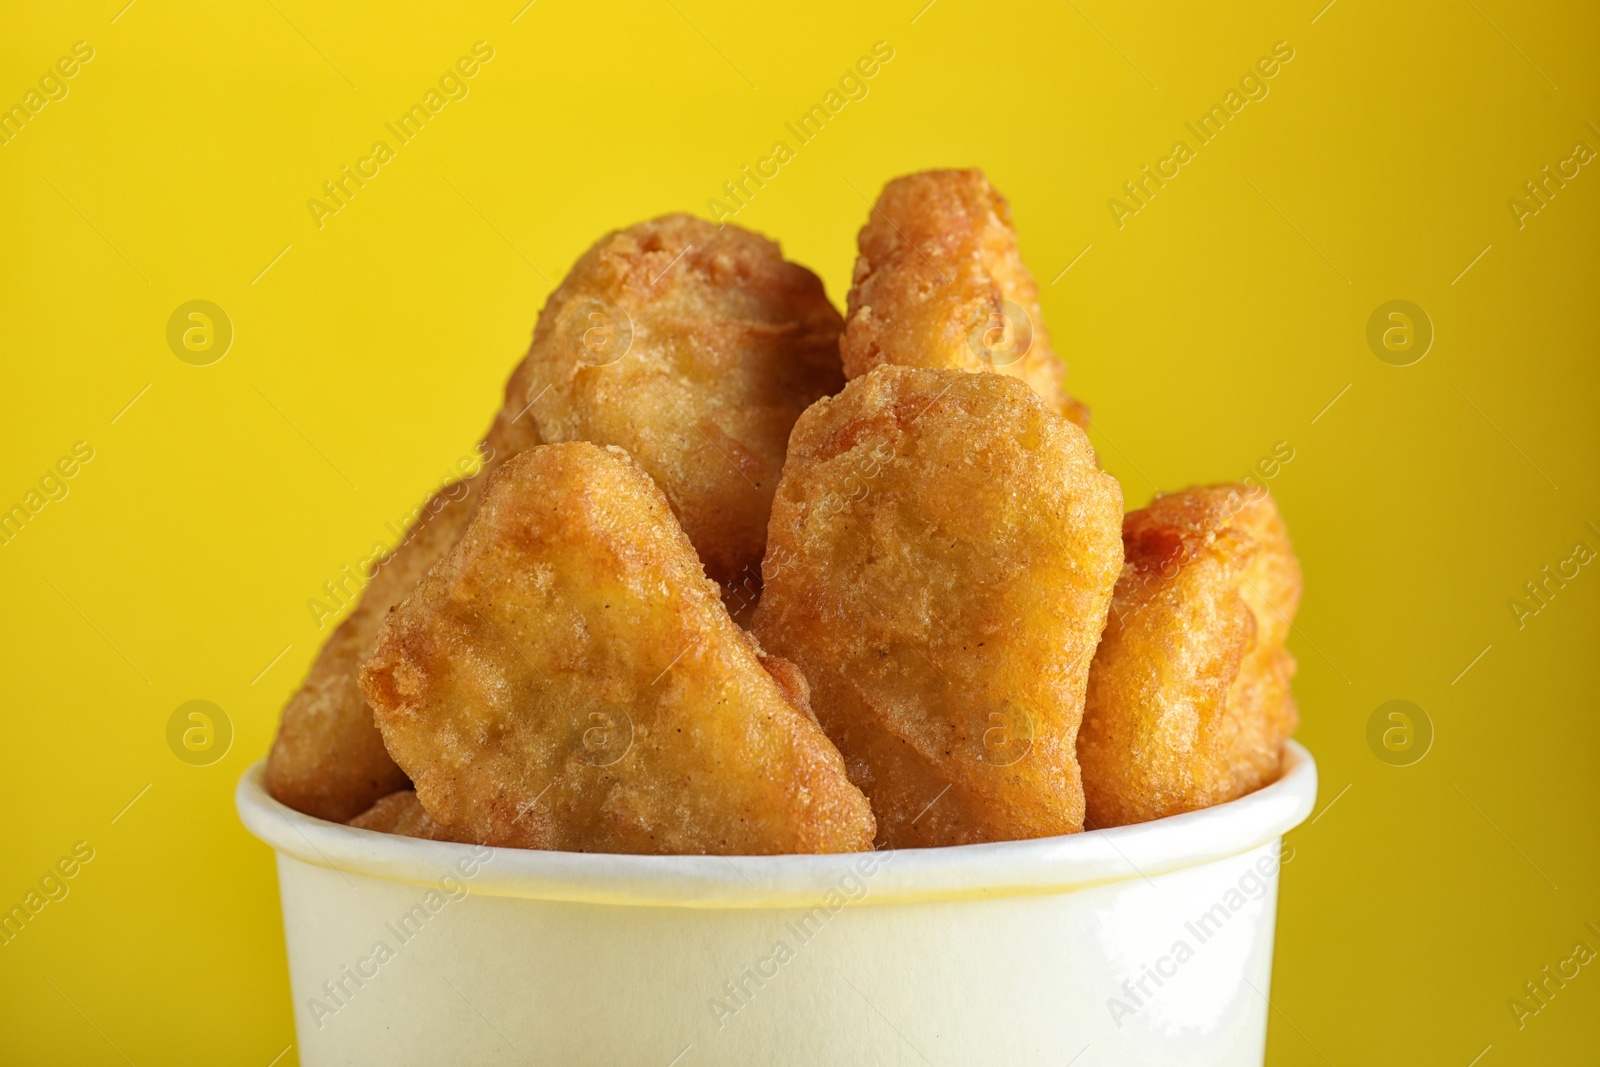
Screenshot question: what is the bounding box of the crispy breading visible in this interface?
[841,169,1090,428]
[1078,485,1302,828]
[519,214,844,590]
[264,357,543,822]
[359,442,876,854]
[751,366,1124,847]
[347,790,464,842]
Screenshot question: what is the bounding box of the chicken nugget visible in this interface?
[359,442,875,854]
[519,214,844,591]
[264,358,543,822]
[1079,485,1302,828]
[751,365,1124,847]
[841,169,1090,428]
[348,790,465,842]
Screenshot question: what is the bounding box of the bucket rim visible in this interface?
[236,740,1316,909]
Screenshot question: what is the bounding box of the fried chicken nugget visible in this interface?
[348,791,465,842]
[841,169,1090,428]
[358,442,876,854]
[264,359,544,822]
[751,366,1124,847]
[520,214,844,591]
[1079,485,1302,828]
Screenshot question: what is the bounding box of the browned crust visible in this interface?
[752,365,1124,847]
[347,790,466,842]
[519,214,844,589]
[1080,485,1302,827]
[841,169,1090,428]
[359,442,876,855]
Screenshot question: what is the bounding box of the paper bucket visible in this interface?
[237,740,1316,1066]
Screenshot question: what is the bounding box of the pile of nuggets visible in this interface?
[264,168,1303,854]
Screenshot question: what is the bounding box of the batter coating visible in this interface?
[1079,485,1302,827]
[359,443,875,854]
[519,214,844,590]
[841,169,1090,428]
[348,791,464,842]
[752,366,1124,847]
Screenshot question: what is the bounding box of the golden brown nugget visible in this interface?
[359,442,876,854]
[841,169,1090,428]
[519,214,844,590]
[265,359,544,822]
[1079,485,1302,828]
[751,366,1124,847]
[348,791,465,842]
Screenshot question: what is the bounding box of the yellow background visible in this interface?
[2,0,1596,1063]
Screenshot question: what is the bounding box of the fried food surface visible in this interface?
[841,169,1089,428]
[1079,485,1302,828]
[751,366,1124,847]
[519,214,844,590]
[265,357,543,822]
[359,442,876,854]
[348,791,465,842]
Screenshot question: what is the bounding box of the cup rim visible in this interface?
[236,740,1316,910]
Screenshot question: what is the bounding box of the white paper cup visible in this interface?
[237,740,1316,1066]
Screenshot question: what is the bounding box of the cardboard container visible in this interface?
[238,741,1315,1066]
